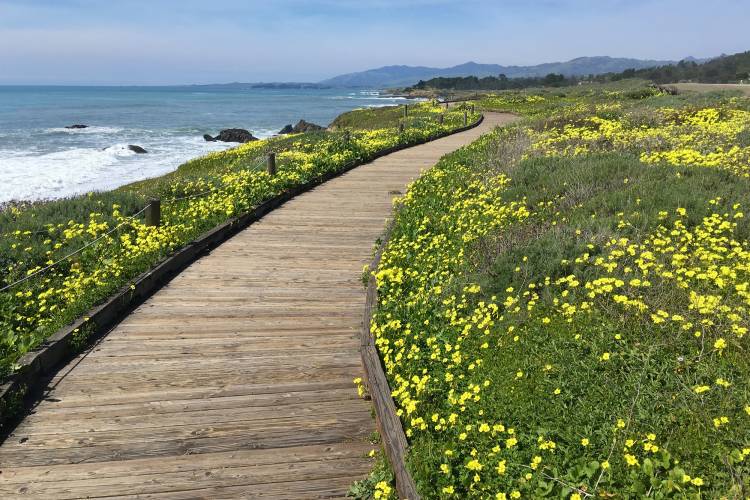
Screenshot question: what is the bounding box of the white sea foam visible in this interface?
[254,128,283,139]
[0,136,233,203]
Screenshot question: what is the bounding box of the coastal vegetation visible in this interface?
[0,102,480,379]
[370,82,750,497]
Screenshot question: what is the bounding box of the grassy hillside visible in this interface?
[368,83,750,497]
[0,102,480,380]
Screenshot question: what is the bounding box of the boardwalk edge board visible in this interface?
[0,115,484,436]
[361,221,420,500]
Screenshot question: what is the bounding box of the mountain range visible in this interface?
[319,56,691,88]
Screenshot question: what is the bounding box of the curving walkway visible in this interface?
[0,113,516,499]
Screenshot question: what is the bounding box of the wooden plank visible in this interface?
[0,443,371,484]
[2,457,373,498]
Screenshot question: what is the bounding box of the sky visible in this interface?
[0,0,747,85]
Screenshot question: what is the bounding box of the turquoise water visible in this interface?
[0,86,409,202]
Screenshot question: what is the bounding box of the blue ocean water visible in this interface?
[0,86,409,202]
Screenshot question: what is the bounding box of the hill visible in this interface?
[319,56,676,88]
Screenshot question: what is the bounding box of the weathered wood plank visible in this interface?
[0,442,371,483]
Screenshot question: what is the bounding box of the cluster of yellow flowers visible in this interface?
[526,105,750,177]
[493,205,750,482]
[371,97,750,496]
[373,131,536,497]
[0,102,480,375]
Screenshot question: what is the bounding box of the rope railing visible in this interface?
[0,205,149,293]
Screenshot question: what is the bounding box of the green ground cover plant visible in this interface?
[370,83,750,497]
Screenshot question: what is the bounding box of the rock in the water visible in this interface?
[203,134,216,142]
[292,119,324,133]
[128,145,148,154]
[278,124,294,135]
[209,129,257,143]
[65,124,88,129]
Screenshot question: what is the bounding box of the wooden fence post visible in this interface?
[145,199,161,227]
[267,153,276,176]
[471,104,475,114]
[403,104,408,118]
[399,122,404,134]
[438,114,444,125]
[463,110,468,126]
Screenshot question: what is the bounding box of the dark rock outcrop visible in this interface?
[128,145,148,154]
[292,119,324,133]
[204,129,257,143]
[65,124,88,129]
[278,124,294,135]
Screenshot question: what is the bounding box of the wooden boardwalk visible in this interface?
[0,113,515,499]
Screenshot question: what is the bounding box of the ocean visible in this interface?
[0,86,410,203]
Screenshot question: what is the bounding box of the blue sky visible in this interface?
[0,0,747,85]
